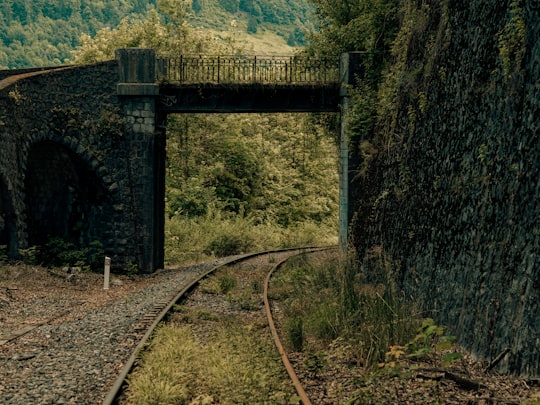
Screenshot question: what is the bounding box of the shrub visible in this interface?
[204,234,253,257]
[30,237,104,271]
[286,317,304,351]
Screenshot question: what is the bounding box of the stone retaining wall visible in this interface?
[351,0,540,376]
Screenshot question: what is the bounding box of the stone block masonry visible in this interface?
[0,55,164,272]
[350,1,540,376]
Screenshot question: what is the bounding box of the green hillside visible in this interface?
[189,0,314,51]
[0,0,314,69]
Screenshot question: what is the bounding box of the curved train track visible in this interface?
[102,246,334,405]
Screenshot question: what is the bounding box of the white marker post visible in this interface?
[104,256,111,290]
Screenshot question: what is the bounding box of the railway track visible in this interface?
[103,247,334,405]
[3,248,533,404]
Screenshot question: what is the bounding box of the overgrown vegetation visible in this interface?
[124,252,461,403]
[166,210,335,263]
[271,253,420,368]
[163,112,339,263]
[125,264,297,404]
[18,237,104,272]
[125,323,296,404]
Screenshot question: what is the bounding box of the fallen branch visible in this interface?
[444,370,482,390]
[484,348,510,373]
[414,367,483,391]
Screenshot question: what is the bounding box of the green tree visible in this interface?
[247,15,258,34]
[70,1,227,63]
[307,0,400,58]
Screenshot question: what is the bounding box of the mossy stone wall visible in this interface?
[351,0,540,376]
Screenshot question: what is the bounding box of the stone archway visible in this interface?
[24,141,108,248]
[0,174,18,258]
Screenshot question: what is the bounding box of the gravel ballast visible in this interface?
[0,263,217,405]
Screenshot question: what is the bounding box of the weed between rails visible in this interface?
[124,263,299,404]
[125,323,295,404]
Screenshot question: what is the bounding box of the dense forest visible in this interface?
[0,0,155,68]
[0,0,314,68]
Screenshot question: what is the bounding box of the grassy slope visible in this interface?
[0,0,314,68]
[208,25,299,55]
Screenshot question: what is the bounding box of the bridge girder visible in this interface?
[157,83,341,113]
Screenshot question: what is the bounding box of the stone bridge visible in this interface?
[0,49,360,272]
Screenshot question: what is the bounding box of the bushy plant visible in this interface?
[204,234,253,257]
[272,252,419,367]
[218,273,237,294]
[286,316,304,351]
[29,237,104,271]
[165,209,337,264]
[200,271,237,294]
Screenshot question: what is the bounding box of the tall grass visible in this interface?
[125,323,296,404]
[272,252,419,367]
[165,209,338,265]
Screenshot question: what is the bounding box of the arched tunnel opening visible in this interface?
[25,141,107,252]
[0,174,18,259]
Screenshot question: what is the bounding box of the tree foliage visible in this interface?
[165,114,338,227]
[304,0,403,162]
[306,0,400,60]
[0,0,314,69]
[0,0,156,68]
[70,7,223,63]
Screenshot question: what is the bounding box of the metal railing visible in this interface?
[156,55,340,84]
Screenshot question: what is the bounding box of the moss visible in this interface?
[498,0,526,78]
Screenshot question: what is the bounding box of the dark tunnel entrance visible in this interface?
[0,175,17,258]
[25,141,107,248]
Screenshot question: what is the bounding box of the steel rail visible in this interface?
[101,246,333,405]
[262,246,335,405]
[263,254,314,405]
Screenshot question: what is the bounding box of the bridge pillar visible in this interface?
[338,52,364,253]
[115,48,165,273]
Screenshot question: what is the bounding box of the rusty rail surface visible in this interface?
[102,246,335,405]
[156,55,340,84]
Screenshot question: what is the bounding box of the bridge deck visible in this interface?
[156,56,341,113]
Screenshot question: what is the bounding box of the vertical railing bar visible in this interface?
[253,56,257,83]
[158,54,340,84]
[179,55,183,82]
